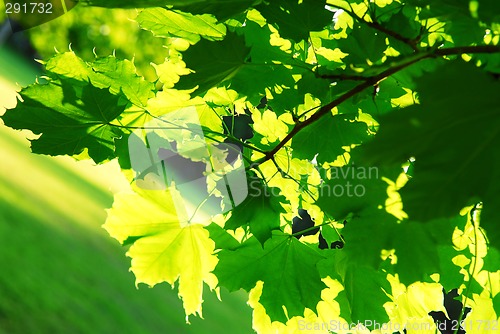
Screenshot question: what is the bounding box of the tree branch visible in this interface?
[252,44,500,168]
[317,73,372,81]
[434,45,500,56]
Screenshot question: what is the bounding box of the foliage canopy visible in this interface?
[3,0,500,332]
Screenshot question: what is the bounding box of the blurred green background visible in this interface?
[0,1,168,80]
[0,4,253,334]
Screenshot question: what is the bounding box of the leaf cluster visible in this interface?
[3,0,500,331]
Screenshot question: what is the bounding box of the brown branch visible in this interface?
[317,73,372,81]
[434,45,500,56]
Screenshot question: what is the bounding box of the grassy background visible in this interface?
[0,45,254,334]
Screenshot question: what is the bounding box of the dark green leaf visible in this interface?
[225,179,287,245]
[493,294,500,316]
[204,223,240,250]
[344,264,390,326]
[292,114,370,164]
[316,167,391,220]
[2,80,127,163]
[176,32,250,95]
[356,61,500,250]
[337,24,387,65]
[256,0,332,42]
[214,233,326,323]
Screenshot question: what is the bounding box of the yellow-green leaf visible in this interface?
[104,188,218,318]
[137,8,227,43]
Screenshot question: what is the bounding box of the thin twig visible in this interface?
[317,73,373,81]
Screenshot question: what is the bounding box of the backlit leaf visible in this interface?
[2,80,127,163]
[137,9,226,43]
[104,188,218,318]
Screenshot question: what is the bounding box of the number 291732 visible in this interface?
[5,2,53,14]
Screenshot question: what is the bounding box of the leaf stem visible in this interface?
[290,221,333,238]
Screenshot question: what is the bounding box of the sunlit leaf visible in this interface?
[137,9,226,43]
[104,188,218,318]
[1,80,127,163]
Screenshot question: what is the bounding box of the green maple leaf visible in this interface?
[437,245,467,291]
[315,166,395,220]
[242,21,296,65]
[204,222,241,250]
[224,180,288,245]
[257,0,332,42]
[341,207,465,285]
[406,0,486,45]
[391,221,447,284]
[292,114,370,164]
[476,0,500,24]
[493,294,500,316]
[229,21,304,104]
[343,264,391,326]
[45,52,155,107]
[1,80,127,163]
[136,9,226,43]
[356,61,500,250]
[393,216,460,284]
[316,250,390,326]
[176,32,250,95]
[214,232,326,323]
[104,188,219,318]
[321,201,463,285]
[337,24,388,65]
[89,57,155,108]
[380,8,421,41]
